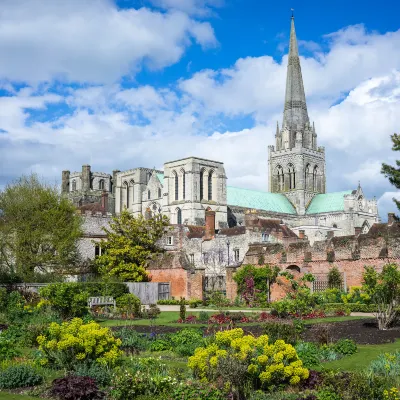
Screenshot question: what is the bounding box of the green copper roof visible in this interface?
[306,191,353,214]
[227,186,296,215]
[156,173,164,185]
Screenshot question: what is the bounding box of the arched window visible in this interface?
[208,171,213,200]
[177,208,182,225]
[200,169,205,200]
[173,171,178,201]
[148,190,151,200]
[313,166,318,191]
[158,188,162,198]
[129,180,134,204]
[305,164,310,189]
[288,164,295,189]
[276,166,284,191]
[182,170,186,200]
[99,179,104,190]
[72,180,76,191]
[123,181,129,208]
[333,223,338,228]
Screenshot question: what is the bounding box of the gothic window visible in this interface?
[305,164,310,189]
[147,172,152,183]
[208,171,213,200]
[158,188,162,198]
[234,249,240,262]
[123,181,128,208]
[166,236,173,245]
[333,223,338,228]
[200,169,205,200]
[172,171,178,201]
[94,244,101,257]
[182,170,186,200]
[99,179,104,190]
[176,208,182,225]
[72,180,76,191]
[129,180,134,204]
[189,254,194,264]
[288,164,296,189]
[276,165,284,191]
[148,190,151,200]
[313,166,318,191]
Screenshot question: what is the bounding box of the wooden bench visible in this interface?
[87,296,116,310]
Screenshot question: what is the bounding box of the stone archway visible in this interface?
[286,265,301,274]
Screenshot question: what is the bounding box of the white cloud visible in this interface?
[0,0,217,84]
[148,0,223,16]
[377,191,400,221]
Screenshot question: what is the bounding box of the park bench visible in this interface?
[87,296,116,310]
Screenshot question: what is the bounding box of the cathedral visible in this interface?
[62,16,379,248]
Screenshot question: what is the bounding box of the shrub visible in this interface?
[189,299,202,308]
[80,282,128,298]
[188,328,309,390]
[39,283,90,319]
[295,342,321,367]
[114,328,149,354]
[263,321,302,345]
[208,291,230,308]
[142,304,161,319]
[179,297,186,320]
[171,328,204,356]
[73,363,113,387]
[51,376,104,400]
[198,311,209,322]
[169,379,225,400]
[115,293,141,316]
[0,334,21,360]
[157,299,189,305]
[0,364,43,389]
[368,351,400,379]
[37,318,123,370]
[333,339,357,356]
[327,267,343,289]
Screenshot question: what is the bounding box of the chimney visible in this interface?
[388,213,396,225]
[82,165,91,192]
[101,191,108,212]
[299,230,305,239]
[204,209,216,240]
[61,170,70,194]
[354,227,362,236]
[327,231,334,239]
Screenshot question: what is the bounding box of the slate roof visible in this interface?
[156,173,164,185]
[306,191,353,214]
[227,186,296,215]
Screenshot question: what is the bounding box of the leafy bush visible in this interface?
[80,282,128,298]
[263,321,302,345]
[179,297,186,320]
[169,379,225,400]
[188,328,309,391]
[157,299,189,305]
[171,328,204,356]
[114,328,149,354]
[198,311,209,322]
[208,291,230,308]
[322,303,377,313]
[327,267,343,289]
[115,293,141,316]
[142,304,161,319]
[295,342,321,367]
[39,283,90,319]
[368,351,400,379]
[37,318,123,370]
[0,334,20,360]
[0,364,43,389]
[73,363,113,387]
[333,339,357,356]
[51,376,104,400]
[189,299,203,308]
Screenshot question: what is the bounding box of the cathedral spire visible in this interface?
[282,15,309,130]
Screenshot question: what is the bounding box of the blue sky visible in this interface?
[0,0,400,220]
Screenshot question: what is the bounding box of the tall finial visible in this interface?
[291,8,294,18]
[276,121,279,135]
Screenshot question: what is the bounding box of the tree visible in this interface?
[381,133,400,213]
[95,210,170,282]
[327,266,343,289]
[0,174,82,281]
[362,263,400,330]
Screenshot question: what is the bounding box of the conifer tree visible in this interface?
[382,133,400,213]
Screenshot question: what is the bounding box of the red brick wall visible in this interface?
[226,266,238,301]
[148,268,189,299]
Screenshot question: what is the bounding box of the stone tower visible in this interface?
[268,16,326,215]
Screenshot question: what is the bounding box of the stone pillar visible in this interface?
[61,170,70,194]
[189,268,205,300]
[82,165,91,192]
[225,266,238,301]
[101,191,108,211]
[112,170,120,195]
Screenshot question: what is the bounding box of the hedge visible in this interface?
[322,303,377,313]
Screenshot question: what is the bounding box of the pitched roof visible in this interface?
[306,191,353,214]
[227,186,296,215]
[156,173,164,185]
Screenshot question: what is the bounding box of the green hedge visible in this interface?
[323,303,377,313]
[157,299,189,305]
[79,282,129,298]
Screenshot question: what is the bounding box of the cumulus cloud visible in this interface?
[148,0,223,16]
[0,0,216,84]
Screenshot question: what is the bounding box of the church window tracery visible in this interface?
[288,164,296,189]
[182,170,186,200]
[200,169,205,200]
[276,165,284,191]
[176,208,182,224]
[173,171,178,201]
[129,180,134,204]
[208,171,213,200]
[123,181,128,208]
[313,166,318,192]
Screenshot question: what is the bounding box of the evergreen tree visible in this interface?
[95,210,170,282]
[381,133,400,213]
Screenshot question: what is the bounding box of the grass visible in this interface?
[0,393,45,400]
[318,339,400,372]
[98,311,366,328]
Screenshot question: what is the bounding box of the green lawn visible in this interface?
[318,339,400,372]
[98,311,366,328]
[0,393,45,400]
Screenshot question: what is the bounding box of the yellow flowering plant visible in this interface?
[188,328,309,391]
[37,318,123,371]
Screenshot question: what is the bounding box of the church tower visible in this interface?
[268,15,326,215]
